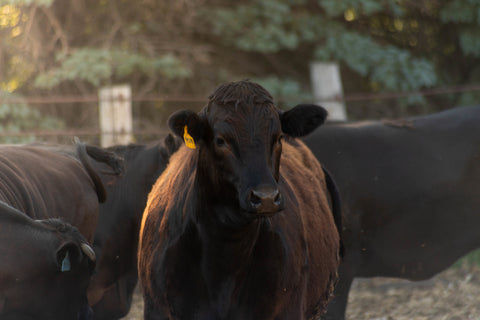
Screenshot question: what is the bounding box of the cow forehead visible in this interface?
[203,80,283,138]
[209,102,281,137]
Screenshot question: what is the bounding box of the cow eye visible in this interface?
[215,137,227,147]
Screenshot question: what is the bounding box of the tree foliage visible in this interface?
[1,0,480,117]
[0,91,64,143]
[34,49,191,88]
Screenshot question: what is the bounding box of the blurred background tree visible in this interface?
[0,90,64,143]
[1,0,480,121]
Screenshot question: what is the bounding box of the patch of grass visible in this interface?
[453,248,480,268]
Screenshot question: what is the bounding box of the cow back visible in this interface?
[0,146,99,242]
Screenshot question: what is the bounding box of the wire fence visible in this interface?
[1,83,480,145]
[4,83,480,105]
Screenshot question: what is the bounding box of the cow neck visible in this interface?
[197,210,263,267]
[170,145,268,252]
[190,146,272,299]
[195,203,269,317]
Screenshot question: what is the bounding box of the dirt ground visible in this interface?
[121,265,480,320]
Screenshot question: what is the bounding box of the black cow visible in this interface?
[88,134,180,319]
[302,106,480,319]
[0,141,122,318]
[0,141,123,243]
[138,80,341,319]
[0,200,96,319]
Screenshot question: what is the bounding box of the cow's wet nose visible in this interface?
[247,186,284,214]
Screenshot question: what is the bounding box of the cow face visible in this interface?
[168,81,327,216]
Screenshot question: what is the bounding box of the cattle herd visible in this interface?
[0,79,479,320]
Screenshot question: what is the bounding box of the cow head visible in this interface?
[0,213,96,320]
[168,80,327,217]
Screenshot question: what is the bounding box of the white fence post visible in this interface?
[99,85,133,147]
[310,62,347,121]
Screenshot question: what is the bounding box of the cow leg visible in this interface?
[321,270,354,320]
[78,305,94,320]
[92,273,138,319]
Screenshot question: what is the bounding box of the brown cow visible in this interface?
[138,80,341,320]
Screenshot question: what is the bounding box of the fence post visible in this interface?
[99,85,133,147]
[310,62,347,121]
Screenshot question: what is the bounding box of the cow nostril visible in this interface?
[248,188,282,212]
[249,191,262,207]
[274,192,282,205]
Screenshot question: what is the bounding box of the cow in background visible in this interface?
[88,134,180,319]
[0,201,96,319]
[0,140,123,243]
[303,106,480,319]
[138,80,341,319]
[0,140,122,318]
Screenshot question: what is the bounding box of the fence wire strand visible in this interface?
[1,83,479,140]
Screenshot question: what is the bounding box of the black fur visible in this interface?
[281,104,328,137]
[168,110,206,143]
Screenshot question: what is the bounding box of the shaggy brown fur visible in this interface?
[138,80,340,320]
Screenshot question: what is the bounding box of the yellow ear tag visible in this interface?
[183,125,196,149]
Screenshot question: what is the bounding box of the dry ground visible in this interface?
[121,265,480,320]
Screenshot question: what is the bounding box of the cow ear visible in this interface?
[56,242,81,272]
[56,242,96,273]
[280,104,328,137]
[168,110,206,148]
[164,133,182,156]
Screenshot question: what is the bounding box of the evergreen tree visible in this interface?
[1,0,480,117]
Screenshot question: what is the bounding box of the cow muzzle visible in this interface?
[244,185,284,215]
